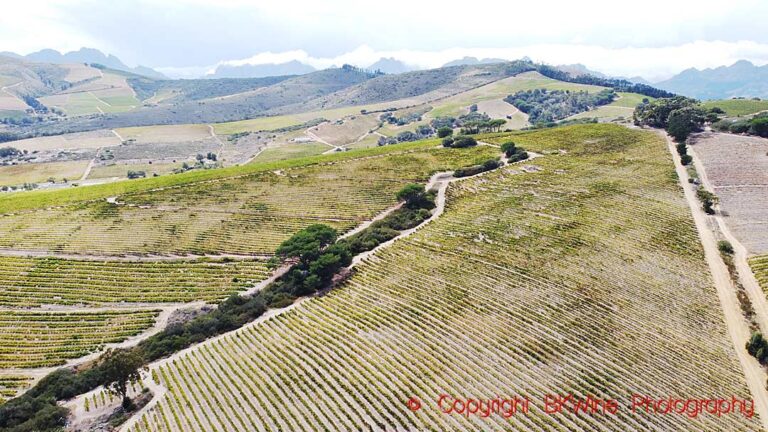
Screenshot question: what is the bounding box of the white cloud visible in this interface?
[182,41,768,81]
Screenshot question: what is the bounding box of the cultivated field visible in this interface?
[310,115,380,146]
[0,256,270,306]
[8,130,122,152]
[39,71,139,116]
[251,142,329,163]
[689,132,768,254]
[752,255,768,298]
[0,160,89,186]
[702,99,768,117]
[87,162,181,179]
[475,99,528,129]
[0,309,159,369]
[127,125,758,431]
[0,141,498,256]
[115,124,212,143]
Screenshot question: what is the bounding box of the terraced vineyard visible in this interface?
[127,125,757,431]
[0,143,498,256]
[0,375,33,404]
[0,257,270,306]
[0,310,159,369]
[750,255,768,296]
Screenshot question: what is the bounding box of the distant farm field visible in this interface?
[87,162,181,179]
[115,124,212,143]
[702,99,768,116]
[251,142,329,163]
[9,130,121,152]
[0,161,89,186]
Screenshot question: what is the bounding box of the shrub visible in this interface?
[441,137,454,148]
[450,136,477,148]
[676,143,687,156]
[437,127,453,138]
[696,188,717,214]
[718,240,734,255]
[680,154,693,165]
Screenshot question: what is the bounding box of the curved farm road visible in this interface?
[662,131,768,430]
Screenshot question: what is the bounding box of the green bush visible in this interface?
[437,127,453,138]
[718,240,734,255]
[680,154,693,165]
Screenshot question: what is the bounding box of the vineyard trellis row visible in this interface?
[126,125,759,431]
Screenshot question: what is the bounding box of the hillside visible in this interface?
[120,125,759,431]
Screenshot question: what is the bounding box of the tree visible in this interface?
[500,141,517,157]
[676,143,687,156]
[749,117,768,138]
[696,188,718,214]
[667,107,705,142]
[274,224,338,265]
[437,127,453,138]
[97,349,146,410]
[206,152,217,161]
[396,184,434,209]
[633,96,699,128]
[469,104,478,112]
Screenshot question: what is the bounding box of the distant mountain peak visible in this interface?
[7,47,166,79]
[655,59,768,100]
[367,57,412,74]
[209,60,316,79]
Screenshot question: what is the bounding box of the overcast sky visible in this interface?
[2,0,768,80]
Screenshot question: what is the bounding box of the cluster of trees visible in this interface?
[0,147,21,159]
[747,332,768,364]
[713,113,768,138]
[442,136,477,148]
[505,89,616,124]
[377,125,435,146]
[454,158,501,178]
[0,184,440,431]
[535,64,675,99]
[501,141,528,162]
[633,96,709,142]
[430,116,456,130]
[20,96,48,113]
[379,110,425,126]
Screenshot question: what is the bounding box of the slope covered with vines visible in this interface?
[127,125,757,431]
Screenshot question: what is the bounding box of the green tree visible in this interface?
[667,107,705,142]
[396,184,434,210]
[97,349,146,410]
[437,127,453,138]
[274,224,338,265]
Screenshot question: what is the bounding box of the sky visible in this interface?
[2,0,768,81]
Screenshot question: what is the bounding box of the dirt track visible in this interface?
[662,131,768,430]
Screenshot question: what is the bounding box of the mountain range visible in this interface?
[653,60,768,100]
[0,48,166,79]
